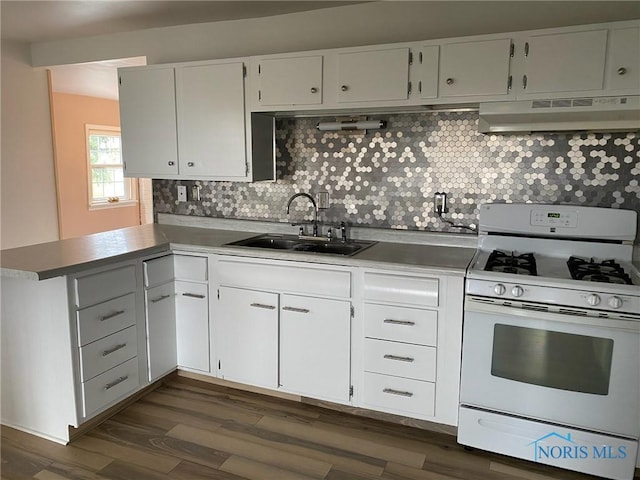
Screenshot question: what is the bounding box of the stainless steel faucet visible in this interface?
[286,192,318,236]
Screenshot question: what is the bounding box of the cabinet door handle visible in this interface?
[445,78,454,85]
[340,85,349,92]
[383,354,415,363]
[182,293,205,299]
[150,294,171,303]
[104,375,129,391]
[100,310,125,322]
[617,67,627,75]
[384,319,415,326]
[250,303,276,310]
[383,388,413,398]
[168,161,175,166]
[102,343,127,357]
[522,75,528,89]
[282,306,310,314]
[310,87,318,93]
[187,162,195,167]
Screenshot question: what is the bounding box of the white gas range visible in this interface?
[458,203,640,480]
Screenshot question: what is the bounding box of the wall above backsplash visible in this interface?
[153,112,639,236]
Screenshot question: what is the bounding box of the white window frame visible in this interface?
[85,124,138,209]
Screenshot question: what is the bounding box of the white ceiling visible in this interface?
[0,1,360,43]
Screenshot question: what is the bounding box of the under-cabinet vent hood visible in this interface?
[478,96,640,133]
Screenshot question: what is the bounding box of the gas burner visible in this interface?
[567,257,633,285]
[484,250,537,276]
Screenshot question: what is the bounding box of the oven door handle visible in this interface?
[465,297,640,333]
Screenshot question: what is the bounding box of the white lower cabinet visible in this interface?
[357,268,464,426]
[217,286,279,389]
[145,282,177,381]
[280,294,351,403]
[213,257,353,403]
[175,281,210,372]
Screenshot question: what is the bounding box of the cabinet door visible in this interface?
[417,46,439,99]
[118,67,179,177]
[280,294,351,403]
[217,286,278,389]
[175,281,209,372]
[606,27,640,92]
[176,62,247,178]
[522,29,607,95]
[145,282,177,381]
[257,56,323,106]
[439,39,512,97]
[337,48,410,103]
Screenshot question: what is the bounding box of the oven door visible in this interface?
[460,297,640,438]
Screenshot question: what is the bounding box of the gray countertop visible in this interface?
[1,223,476,280]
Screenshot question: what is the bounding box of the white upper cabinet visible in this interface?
[416,46,439,99]
[337,48,410,103]
[176,61,247,178]
[119,59,274,182]
[119,66,179,177]
[439,38,513,98]
[520,29,608,96]
[256,55,323,106]
[606,26,640,92]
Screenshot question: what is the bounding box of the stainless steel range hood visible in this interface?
[478,96,640,133]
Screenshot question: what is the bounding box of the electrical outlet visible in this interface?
[435,192,448,214]
[177,185,187,202]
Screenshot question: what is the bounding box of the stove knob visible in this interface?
[608,296,623,309]
[493,284,506,295]
[587,294,601,306]
[511,286,524,297]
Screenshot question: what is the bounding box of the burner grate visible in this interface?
[567,257,633,285]
[484,250,537,276]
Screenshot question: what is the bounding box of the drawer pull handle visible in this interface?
[104,375,129,391]
[102,343,127,357]
[282,306,310,314]
[384,319,415,326]
[182,293,205,299]
[100,310,125,322]
[383,388,414,398]
[383,354,415,363]
[151,294,171,303]
[250,303,276,310]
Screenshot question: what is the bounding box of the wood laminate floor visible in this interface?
[1,376,637,480]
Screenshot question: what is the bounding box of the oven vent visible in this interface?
[521,303,549,312]
[558,308,588,316]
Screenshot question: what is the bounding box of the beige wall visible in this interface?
[1,41,59,249]
[50,92,141,239]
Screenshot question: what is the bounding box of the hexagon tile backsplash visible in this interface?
[153,112,640,235]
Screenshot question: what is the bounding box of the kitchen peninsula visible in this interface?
[1,220,475,444]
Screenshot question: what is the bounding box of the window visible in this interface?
[86,125,137,207]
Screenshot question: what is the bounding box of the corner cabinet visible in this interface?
[118,59,274,182]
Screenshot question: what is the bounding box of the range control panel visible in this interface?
[530,209,578,228]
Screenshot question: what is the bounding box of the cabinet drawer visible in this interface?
[175,255,208,282]
[217,260,350,298]
[79,326,138,382]
[82,357,140,417]
[144,255,174,287]
[364,272,438,307]
[364,338,436,382]
[75,265,136,308]
[77,293,137,346]
[362,371,435,418]
[364,303,437,346]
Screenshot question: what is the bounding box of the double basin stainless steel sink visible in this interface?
[225,234,376,257]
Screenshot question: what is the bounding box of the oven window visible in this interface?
[491,324,613,395]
